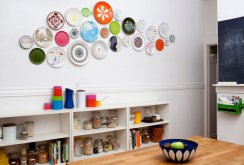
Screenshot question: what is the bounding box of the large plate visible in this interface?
[46,47,65,68]
[146,26,158,41]
[132,33,146,51]
[80,21,99,43]
[55,31,70,47]
[68,41,90,66]
[156,39,164,51]
[47,11,65,30]
[29,48,45,65]
[91,40,108,60]
[65,8,83,26]
[19,35,33,49]
[33,27,53,48]
[109,21,121,35]
[159,23,169,39]
[94,1,113,25]
[137,20,147,33]
[109,36,122,52]
[122,17,136,35]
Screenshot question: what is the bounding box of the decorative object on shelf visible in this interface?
[122,17,136,35]
[137,20,147,33]
[146,26,158,41]
[46,46,66,68]
[47,11,65,30]
[38,144,49,164]
[156,39,164,51]
[2,123,17,141]
[129,114,135,125]
[103,142,109,152]
[151,114,161,121]
[81,8,92,17]
[20,147,27,165]
[27,150,38,165]
[29,48,45,65]
[68,41,90,66]
[217,97,243,114]
[19,35,33,49]
[33,27,53,48]
[132,33,146,51]
[170,34,175,43]
[44,103,52,110]
[83,137,93,155]
[77,90,86,109]
[24,121,34,137]
[101,116,108,128]
[149,125,163,142]
[122,36,130,47]
[133,111,141,124]
[141,128,150,143]
[146,42,156,55]
[159,22,169,39]
[95,139,104,153]
[53,86,62,96]
[74,138,83,157]
[92,112,102,129]
[93,1,113,25]
[80,21,99,43]
[114,9,124,21]
[64,88,74,109]
[96,100,101,106]
[165,39,170,46]
[86,94,97,107]
[91,40,108,60]
[74,118,82,131]
[69,28,79,39]
[17,123,29,140]
[65,8,83,26]
[109,36,122,52]
[109,21,121,35]
[94,141,99,154]
[55,31,70,47]
[83,121,92,130]
[100,27,110,38]
[143,107,152,122]
[108,110,118,128]
[52,95,63,110]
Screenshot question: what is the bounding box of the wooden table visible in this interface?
[69,136,244,165]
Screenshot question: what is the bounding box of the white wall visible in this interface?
[218,0,244,21]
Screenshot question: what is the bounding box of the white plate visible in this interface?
[65,8,83,27]
[19,35,33,49]
[91,40,108,60]
[68,41,90,66]
[109,36,122,52]
[145,42,156,55]
[46,47,65,68]
[69,29,79,39]
[114,10,124,21]
[146,26,158,41]
[137,20,147,33]
[33,27,53,48]
[159,23,169,39]
[122,36,130,47]
[132,33,146,51]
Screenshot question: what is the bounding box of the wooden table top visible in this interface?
[69,136,244,165]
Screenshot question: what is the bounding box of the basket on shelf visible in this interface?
[218,99,243,115]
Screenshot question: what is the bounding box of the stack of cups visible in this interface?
[52,86,63,110]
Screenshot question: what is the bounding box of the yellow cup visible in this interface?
[96,101,101,107]
[133,111,141,124]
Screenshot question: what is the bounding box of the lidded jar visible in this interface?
[141,128,150,143]
[83,137,93,155]
[27,150,37,165]
[38,144,48,164]
[9,152,20,165]
[108,110,118,128]
[17,123,28,140]
[74,138,83,157]
[92,112,101,129]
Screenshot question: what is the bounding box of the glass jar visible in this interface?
[95,139,103,153]
[74,138,83,157]
[27,150,37,165]
[129,114,135,125]
[141,128,150,143]
[83,121,92,130]
[9,152,20,165]
[20,148,27,165]
[17,123,28,140]
[24,121,34,137]
[111,136,120,151]
[92,112,101,129]
[108,110,118,128]
[38,144,48,164]
[107,135,113,144]
[83,137,93,155]
[103,142,109,152]
[93,142,99,154]
[101,116,108,128]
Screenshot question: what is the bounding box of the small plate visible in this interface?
[132,33,146,51]
[137,20,147,33]
[69,29,79,39]
[47,11,65,30]
[122,36,130,47]
[33,27,53,48]
[91,40,108,60]
[65,8,83,26]
[46,47,65,68]
[80,21,99,43]
[109,21,121,35]
[19,35,33,49]
[100,27,110,38]
[170,34,175,43]
[146,26,158,41]
[55,31,70,47]
[29,48,45,65]
[68,41,90,66]
[165,39,170,46]
[156,39,164,51]
[93,1,113,25]
[81,8,92,17]
[114,10,124,21]
[122,17,136,35]
[109,36,122,52]
[159,23,169,39]
[146,42,156,55]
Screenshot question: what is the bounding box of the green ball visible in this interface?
[171,142,184,149]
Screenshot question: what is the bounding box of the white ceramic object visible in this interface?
[145,42,156,55]
[137,20,147,33]
[132,33,146,51]
[65,8,83,26]
[114,9,124,21]
[77,90,86,109]
[33,27,53,48]
[91,40,108,60]
[69,29,79,39]
[122,36,130,47]
[19,35,33,49]
[3,124,17,141]
[159,22,169,39]
[146,26,158,41]
[46,47,65,68]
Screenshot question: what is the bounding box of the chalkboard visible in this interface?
[218,16,244,84]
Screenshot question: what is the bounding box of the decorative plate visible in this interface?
[81,8,92,17]
[46,47,65,68]
[122,17,136,35]
[114,10,124,21]
[170,34,175,43]
[165,39,170,46]
[159,23,169,39]
[156,39,164,51]
[93,1,113,25]
[65,8,83,26]
[109,36,122,52]
[68,41,90,66]
[29,48,45,65]
[80,21,99,43]
[33,27,53,48]
[146,26,158,41]
[132,33,146,51]
[100,27,110,38]
[137,20,147,33]
[55,31,70,47]
[146,42,156,55]
[109,21,121,35]
[91,40,108,60]
[122,36,130,47]
[47,11,65,30]
[19,35,33,49]
[69,29,79,39]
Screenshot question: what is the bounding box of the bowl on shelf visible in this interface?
[159,139,198,163]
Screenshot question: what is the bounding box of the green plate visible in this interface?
[81,8,92,17]
[122,17,136,35]
[109,21,121,35]
[29,48,45,65]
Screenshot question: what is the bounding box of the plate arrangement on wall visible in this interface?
[65,8,83,26]
[80,21,99,43]
[55,31,70,47]
[19,35,33,49]
[93,1,113,25]
[122,17,136,35]
[29,48,46,65]
[46,47,66,68]
[132,33,146,51]
[91,40,108,60]
[47,11,65,30]
[33,27,53,48]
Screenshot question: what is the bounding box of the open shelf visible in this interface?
[73,126,127,136]
[129,120,169,129]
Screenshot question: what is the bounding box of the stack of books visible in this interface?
[49,140,69,164]
[129,129,142,149]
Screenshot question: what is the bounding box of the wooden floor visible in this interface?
[69,136,244,165]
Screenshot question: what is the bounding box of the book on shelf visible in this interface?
[49,140,69,164]
[130,129,141,149]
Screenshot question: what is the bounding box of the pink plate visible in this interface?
[55,31,70,47]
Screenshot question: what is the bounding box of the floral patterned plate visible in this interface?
[80,21,99,43]
[93,1,113,25]
[146,26,158,41]
[47,11,65,30]
[33,27,53,48]
[46,47,65,68]
[122,17,136,35]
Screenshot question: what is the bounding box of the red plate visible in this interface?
[55,31,70,47]
[156,39,164,51]
[93,1,113,25]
